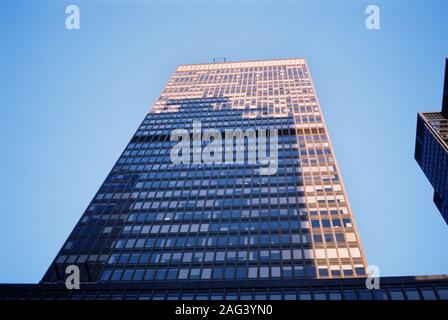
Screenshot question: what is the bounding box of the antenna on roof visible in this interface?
[213,57,227,63]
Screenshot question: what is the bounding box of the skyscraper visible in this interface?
[41,58,368,286]
[2,58,448,301]
[415,59,448,224]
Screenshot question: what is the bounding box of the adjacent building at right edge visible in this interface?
[415,59,448,225]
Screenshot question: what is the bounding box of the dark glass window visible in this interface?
[436,287,448,300]
[313,290,327,300]
[328,290,342,300]
[420,288,437,300]
[389,288,405,300]
[372,289,388,300]
[405,288,421,300]
[269,291,282,300]
[298,291,311,300]
[343,289,357,300]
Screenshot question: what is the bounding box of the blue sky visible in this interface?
[0,0,447,283]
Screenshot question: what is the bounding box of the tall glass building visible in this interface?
[41,58,367,285]
[3,58,447,301]
[415,59,448,224]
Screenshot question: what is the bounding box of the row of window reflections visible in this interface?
[105,166,340,186]
[109,235,361,254]
[82,208,347,223]
[108,166,340,187]
[98,264,366,282]
[136,116,321,133]
[104,248,362,266]
[112,218,353,235]
[7,285,446,301]
[105,167,337,186]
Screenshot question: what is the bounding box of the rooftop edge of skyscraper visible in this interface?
[176,57,307,71]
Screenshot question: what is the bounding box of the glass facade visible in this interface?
[41,58,368,287]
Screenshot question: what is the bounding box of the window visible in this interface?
[196,293,209,300]
[236,267,248,279]
[372,289,388,300]
[190,269,200,279]
[133,269,144,281]
[313,291,327,300]
[321,220,331,228]
[318,268,329,277]
[260,267,269,278]
[129,254,139,264]
[389,288,405,300]
[328,290,342,300]
[224,268,234,279]
[166,268,178,280]
[111,270,123,281]
[420,288,437,300]
[201,268,212,279]
[298,291,311,300]
[358,289,372,300]
[225,291,238,300]
[436,287,448,300]
[122,269,133,281]
[155,269,167,280]
[269,291,282,300]
[248,267,258,278]
[213,268,224,279]
[305,266,316,278]
[178,269,189,280]
[240,291,253,300]
[271,267,281,277]
[254,291,267,300]
[405,288,421,300]
[144,269,155,280]
[99,269,112,281]
[343,289,357,300]
[211,293,223,300]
